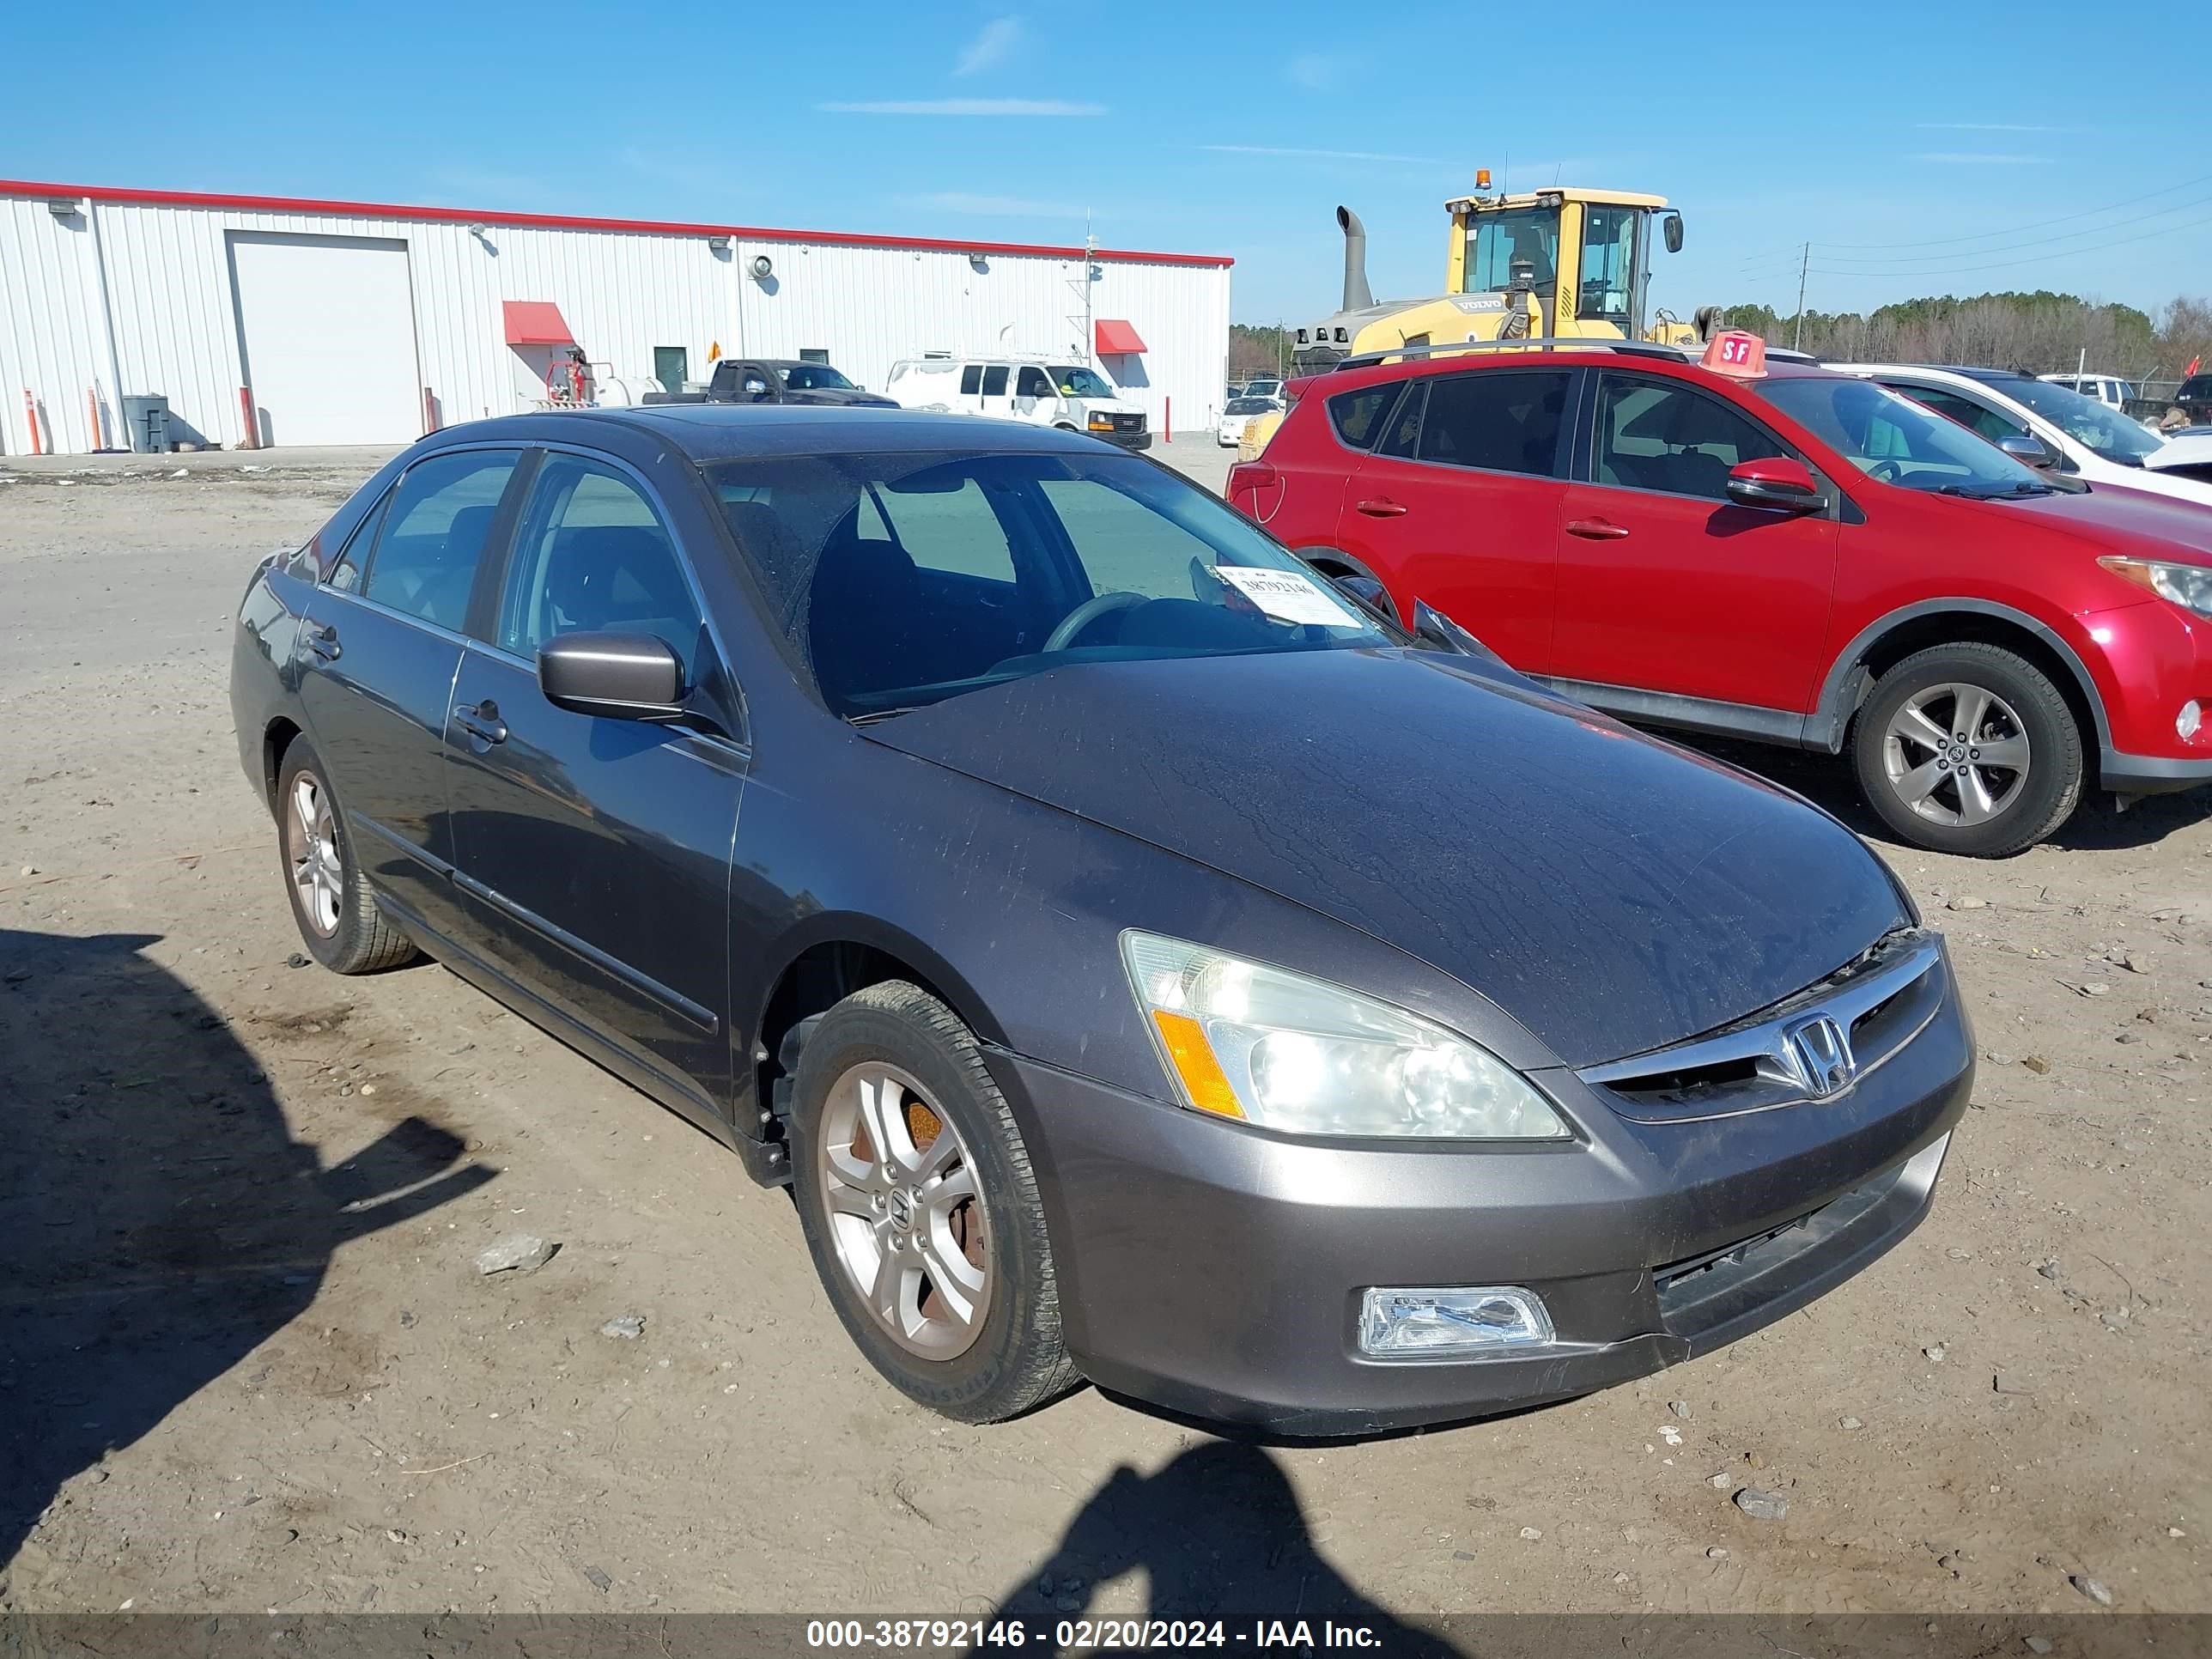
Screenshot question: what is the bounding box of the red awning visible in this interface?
[1095,318,1147,355]
[503,301,574,346]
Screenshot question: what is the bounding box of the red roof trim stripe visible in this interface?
[0,179,1234,269]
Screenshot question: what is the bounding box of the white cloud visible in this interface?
[1200,143,1443,165]
[905,191,1088,219]
[954,15,1021,76]
[818,98,1102,116]
[1286,52,1338,90]
[1911,151,2049,164]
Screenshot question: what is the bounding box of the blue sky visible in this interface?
[6,0,2209,327]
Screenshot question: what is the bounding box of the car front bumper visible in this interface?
[985,960,1972,1437]
[1091,428,1152,450]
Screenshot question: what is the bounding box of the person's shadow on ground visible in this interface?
[0,927,492,1569]
[972,1441,1455,1655]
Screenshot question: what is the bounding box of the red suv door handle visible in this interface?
[1566,518,1631,540]
[1355,497,1408,518]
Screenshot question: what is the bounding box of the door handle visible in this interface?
[307,623,341,660]
[1355,497,1408,518]
[1565,518,1632,540]
[453,702,507,745]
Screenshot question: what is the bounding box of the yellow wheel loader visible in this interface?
[1235,177,1714,458]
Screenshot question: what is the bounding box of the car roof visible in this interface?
[423,404,1110,463]
[1307,344,1838,398]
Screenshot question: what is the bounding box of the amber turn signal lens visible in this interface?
[1149,1010,1244,1119]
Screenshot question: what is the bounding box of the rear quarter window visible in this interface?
[1328,384,1397,450]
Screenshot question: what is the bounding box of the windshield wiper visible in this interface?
[1931,481,2051,500]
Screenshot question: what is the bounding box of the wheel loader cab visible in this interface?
[1291,183,1695,381]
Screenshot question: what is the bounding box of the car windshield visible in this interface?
[1224,397,1273,414]
[1244,379,1281,394]
[779,363,856,391]
[1758,376,2051,497]
[708,450,1388,717]
[1998,377,2163,464]
[1048,366,1115,398]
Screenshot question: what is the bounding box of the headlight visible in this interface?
[2100,556,2212,617]
[1120,932,1570,1139]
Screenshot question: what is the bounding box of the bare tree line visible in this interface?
[1720,291,2212,386]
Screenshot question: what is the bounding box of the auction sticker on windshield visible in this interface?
[1215,565,1364,627]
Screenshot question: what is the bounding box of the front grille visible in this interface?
[1577,929,1944,1123]
[1112,412,1145,432]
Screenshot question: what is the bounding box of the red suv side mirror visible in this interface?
[1725,457,1829,514]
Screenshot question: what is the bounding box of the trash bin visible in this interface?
[121,394,173,454]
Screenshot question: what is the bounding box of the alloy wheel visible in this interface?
[285,772,343,938]
[1881,682,2032,828]
[816,1062,991,1359]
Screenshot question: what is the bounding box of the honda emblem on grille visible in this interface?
[1784,1014,1856,1099]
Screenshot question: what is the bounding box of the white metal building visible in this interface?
[0,179,1233,455]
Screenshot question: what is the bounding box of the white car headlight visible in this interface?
[2100,556,2212,617]
[1121,932,1570,1139]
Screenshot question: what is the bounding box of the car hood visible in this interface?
[863,647,1908,1066]
[1986,481,2212,556]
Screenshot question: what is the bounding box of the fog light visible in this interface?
[2180,701,2203,740]
[1358,1286,1554,1361]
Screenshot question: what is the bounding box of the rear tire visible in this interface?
[274,738,419,974]
[1851,642,2082,857]
[788,981,1080,1423]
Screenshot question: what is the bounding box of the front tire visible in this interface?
[788,981,1079,1423]
[1851,642,2082,857]
[274,738,418,973]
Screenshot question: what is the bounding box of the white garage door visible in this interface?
[230,233,421,447]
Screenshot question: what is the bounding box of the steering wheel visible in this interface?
[1866,459,1906,483]
[1043,591,1146,652]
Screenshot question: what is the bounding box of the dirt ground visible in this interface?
[1,442,2206,1626]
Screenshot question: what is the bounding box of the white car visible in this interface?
[1217,393,1283,447]
[1241,377,1285,403]
[1832,363,2212,509]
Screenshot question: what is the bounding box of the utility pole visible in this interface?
[1792,242,1810,352]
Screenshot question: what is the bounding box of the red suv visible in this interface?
[1227,343,2212,856]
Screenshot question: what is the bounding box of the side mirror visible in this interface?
[1662,210,1684,254]
[1327,571,1399,625]
[538,632,684,721]
[1411,599,1509,669]
[1998,432,2059,471]
[1725,456,1829,514]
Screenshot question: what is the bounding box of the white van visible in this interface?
[2039,373,2136,412]
[882,356,1151,449]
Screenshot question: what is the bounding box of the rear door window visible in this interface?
[361,449,521,631]
[980,366,1010,397]
[959,365,982,396]
[1415,371,1572,477]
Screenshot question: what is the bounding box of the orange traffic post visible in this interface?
[23,389,42,456]
[237,386,258,449]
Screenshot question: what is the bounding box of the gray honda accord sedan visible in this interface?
[229,405,1972,1433]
